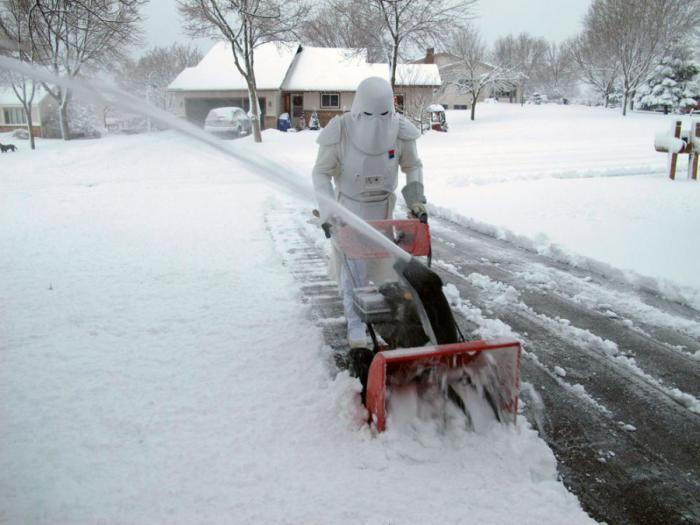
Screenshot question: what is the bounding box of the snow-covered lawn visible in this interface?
[425,106,700,310]
[256,104,700,309]
[0,131,592,523]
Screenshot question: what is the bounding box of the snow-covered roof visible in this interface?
[168,43,441,93]
[394,63,441,87]
[282,47,379,91]
[282,46,441,91]
[0,85,47,105]
[168,41,300,92]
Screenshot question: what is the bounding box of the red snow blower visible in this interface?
[331,217,522,432]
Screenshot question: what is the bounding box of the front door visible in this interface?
[291,94,304,127]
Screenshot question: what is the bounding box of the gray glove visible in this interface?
[402,181,428,223]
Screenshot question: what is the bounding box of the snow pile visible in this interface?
[0,133,594,523]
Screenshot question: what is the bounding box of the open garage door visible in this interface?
[185,97,267,129]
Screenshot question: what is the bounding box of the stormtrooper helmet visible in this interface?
[346,76,399,155]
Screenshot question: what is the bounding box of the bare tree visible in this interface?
[301,0,384,61]
[28,0,145,139]
[444,24,514,120]
[583,0,700,115]
[355,0,476,89]
[570,32,619,107]
[492,32,548,104]
[537,40,577,100]
[116,43,202,112]
[178,0,310,143]
[0,0,39,148]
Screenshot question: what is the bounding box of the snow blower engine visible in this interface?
[324,215,522,432]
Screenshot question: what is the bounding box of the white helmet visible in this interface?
[346,76,399,155]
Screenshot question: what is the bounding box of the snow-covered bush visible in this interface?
[43,100,105,139]
[308,111,320,130]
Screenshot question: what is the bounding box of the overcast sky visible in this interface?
[141,0,591,55]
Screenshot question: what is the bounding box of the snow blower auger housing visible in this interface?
[366,340,522,432]
[334,218,522,432]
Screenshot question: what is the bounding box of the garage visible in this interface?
[184,96,267,128]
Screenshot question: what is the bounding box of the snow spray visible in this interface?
[0,56,411,263]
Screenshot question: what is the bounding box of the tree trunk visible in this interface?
[470,95,476,121]
[248,81,262,143]
[22,104,36,150]
[390,40,398,89]
[59,101,70,139]
[622,90,628,116]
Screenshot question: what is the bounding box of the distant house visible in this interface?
[167,42,441,129]
[417,48,522,109]
[0,86,51,137]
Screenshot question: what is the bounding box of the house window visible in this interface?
[3,107,26,125]
[394,93,405,113]
[453,104,468,110]
[320,93,339,109]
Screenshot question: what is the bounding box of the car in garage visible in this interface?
[203,106,252,137]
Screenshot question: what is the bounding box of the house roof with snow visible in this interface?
[168,42,441,93]
[281,46,441,91]
[168,41,301,92]
[394,63,441,87]
[0,85,47,105]
[281,47,380,91]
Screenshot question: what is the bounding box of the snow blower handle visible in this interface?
[410,204,428,224]
[402,182,428,224]
[321,222,332,239]
[312,209,333,239]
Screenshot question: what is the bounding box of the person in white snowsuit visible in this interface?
[312,76,427,347]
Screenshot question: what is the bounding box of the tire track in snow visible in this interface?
[427,215,700,524]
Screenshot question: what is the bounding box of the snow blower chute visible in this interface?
[332,218,522,432]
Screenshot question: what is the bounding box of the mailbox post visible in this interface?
[654,119,699,181]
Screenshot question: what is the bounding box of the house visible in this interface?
[280,47,441,127]
[167,42,441,129]
[0,86,51,137]
[168,41,299,130]
[418,48,522,109]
